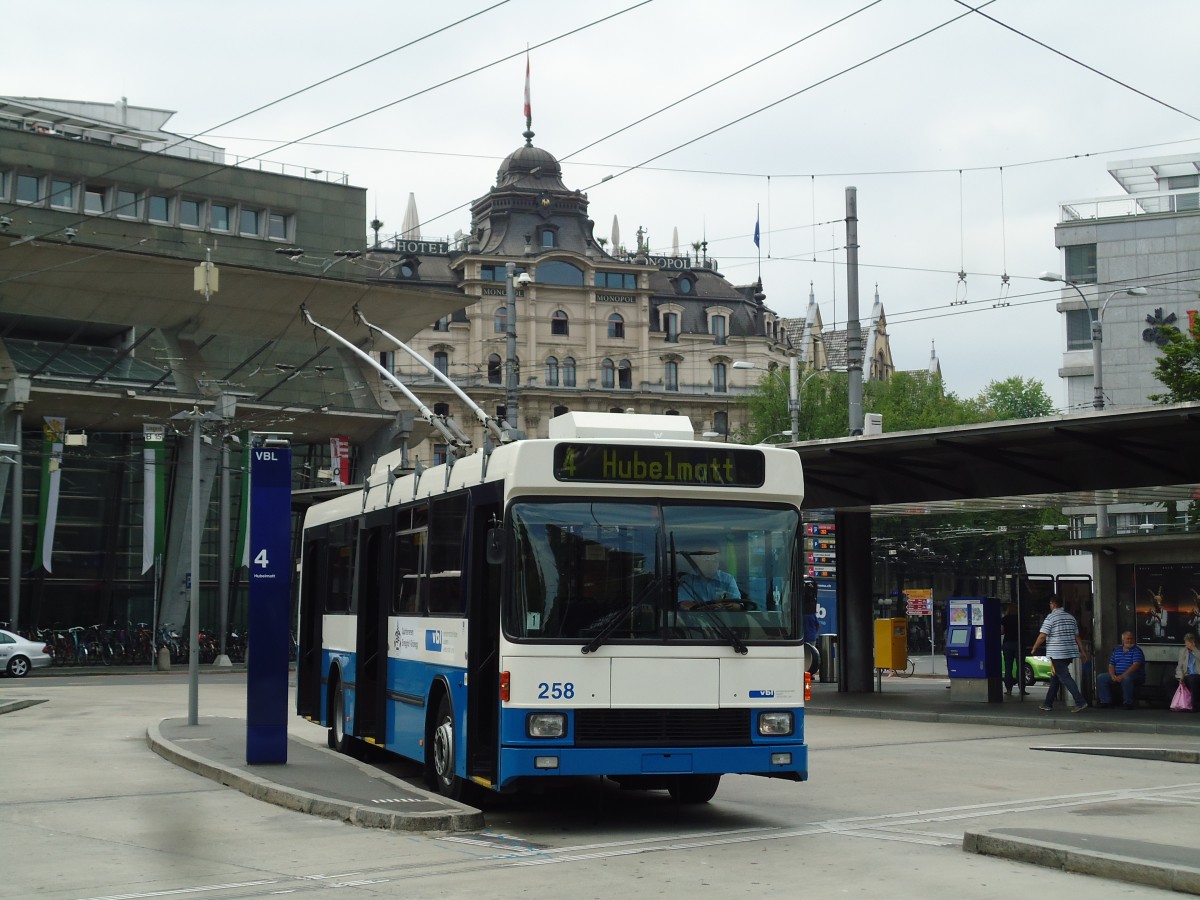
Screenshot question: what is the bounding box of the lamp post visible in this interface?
[1039,272,1146,410]
[170,407,223,726]
[734,359,819,440]
[504,264,532,428]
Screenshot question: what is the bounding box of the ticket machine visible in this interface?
[946,596,1002,703]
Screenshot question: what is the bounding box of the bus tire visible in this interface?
[328,677,347,753]
[667,774,721,804]
[431,695,467,801]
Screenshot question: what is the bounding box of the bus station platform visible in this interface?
[148,716,484,833]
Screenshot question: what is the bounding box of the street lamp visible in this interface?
[734,359,820,439]
[1039,272,1146,410]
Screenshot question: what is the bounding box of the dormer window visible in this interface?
[676,276,694,295]
[541,227,558,248]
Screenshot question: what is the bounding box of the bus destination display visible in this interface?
[553,443,766,487]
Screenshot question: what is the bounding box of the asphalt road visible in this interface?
[2,672,1198,899]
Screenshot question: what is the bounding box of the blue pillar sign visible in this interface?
[246,444,291,764]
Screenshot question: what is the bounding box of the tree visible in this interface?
[976,376,1056,419]
[1149,320,1200,403]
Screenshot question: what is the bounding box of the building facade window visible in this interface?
[618,359,632,390]
[713,411,728,436]
[675,276,694,295]
[115,188,140,219]
[545,355,559,386]
[713,362,727,393]
[432,315,451,332]
[433,444,449,466]
[481,264,525,281]
[268,212,288,240]
[553,405,569,418]
[607,313,624,339]
[84,184,106,214]
[665,360,679,391]
[663,311,679,342]
[148,194,171,223]
[711,314,727,344]
[1065,244,1097,284]
[239,207,261,236]
[541,227,557,248]
[1066,308,1093,351]
[488,353,502,384]
[50,178,75,210]
[15,173,40,204]
[434,351,449,374]
[551,310,569,336]
[211,203,230,231]
[179,198,203,228]
[494,307,507,334]
[538,260,584,286]
[595,271,637,289]
[563,357,576,387]
[601,358,615,389]
[433,402,450,417]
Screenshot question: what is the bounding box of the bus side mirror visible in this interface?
[486,528,505,565]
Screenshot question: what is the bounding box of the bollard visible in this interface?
[157,645,171,672]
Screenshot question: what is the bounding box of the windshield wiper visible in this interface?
[580,576,661,655]
[581,605,631,654]
[691,605,748,655]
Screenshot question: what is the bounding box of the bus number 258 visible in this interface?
[537,682,575,700]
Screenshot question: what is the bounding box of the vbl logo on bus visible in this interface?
[425,630,442,651]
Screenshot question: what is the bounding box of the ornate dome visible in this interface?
[496,133,566,191]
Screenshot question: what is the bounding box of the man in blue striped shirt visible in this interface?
[1030,597,1090,712]
[1095,631,1145,708]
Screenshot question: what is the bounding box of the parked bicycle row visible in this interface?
[0,621,247,667]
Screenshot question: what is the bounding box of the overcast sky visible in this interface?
[9,0,1200,407]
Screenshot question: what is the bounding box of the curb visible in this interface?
[0,697,48,715]
[1033,745,1200,764]
[804,704,1200,736]
[963,830,1200,895]
[146,718,483,833]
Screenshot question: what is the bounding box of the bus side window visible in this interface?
[428,493,468,616]
[394,528,425,614]
[326,522,354,612]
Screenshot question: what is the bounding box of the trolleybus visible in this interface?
[296,408,809,804]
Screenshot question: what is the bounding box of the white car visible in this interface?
[0,629,52,677]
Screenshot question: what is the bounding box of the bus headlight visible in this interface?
[527,712,566,738]
[758,711,793,736]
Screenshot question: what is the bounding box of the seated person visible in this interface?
[677,545,740,608]
[1095,631,1146,708]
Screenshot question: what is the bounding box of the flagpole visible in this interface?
[756,203,762,284]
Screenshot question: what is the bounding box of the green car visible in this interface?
[1023,655,1053,686]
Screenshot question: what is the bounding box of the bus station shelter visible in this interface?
[789,402,1200,692]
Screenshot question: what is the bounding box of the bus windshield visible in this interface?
[505,500,800,645]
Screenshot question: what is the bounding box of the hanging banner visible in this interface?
[35,416,65,572]
[329,435,350,486]
[142,424,167,573]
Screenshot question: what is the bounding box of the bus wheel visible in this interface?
[431,695,465,800]
[667,774,721,804]
[328,680,347,753]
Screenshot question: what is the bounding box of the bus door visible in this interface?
[464,483,504,785]
[354,509,392,744]
[296,533,326,718]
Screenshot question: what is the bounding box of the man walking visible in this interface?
[1096,631,1146,708]
[1030,597,1090,713]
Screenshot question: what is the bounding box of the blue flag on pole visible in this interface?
[753,216,760,248]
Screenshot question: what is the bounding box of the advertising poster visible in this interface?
[1134,562,1200,644]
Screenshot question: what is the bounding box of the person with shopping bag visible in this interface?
[1173,632,1200,712]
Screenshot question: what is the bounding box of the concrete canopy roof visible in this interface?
[789,403,1200,515]
[0,239,468,342]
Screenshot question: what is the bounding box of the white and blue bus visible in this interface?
[296,410,809,804]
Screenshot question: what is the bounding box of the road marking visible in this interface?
[78,881,279,900]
